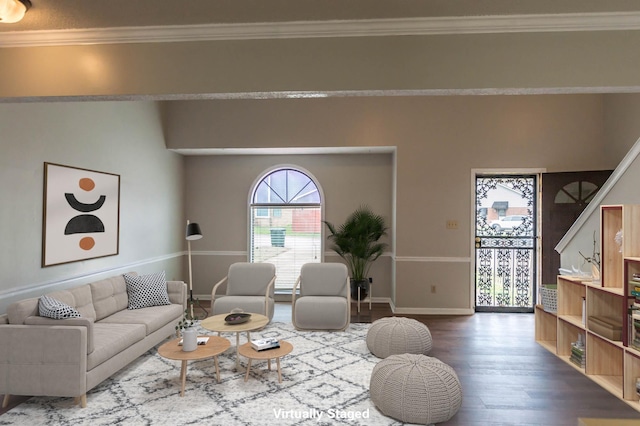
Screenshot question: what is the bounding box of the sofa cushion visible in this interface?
[98,304,183,335]
[91,274,131,321]
[24,316,96,354]
[7,283,96,324]
[46,285,97,321]
[293,296,349,330]
[39,296,81,319]
[124,271,171,310]
[87,323,146,371]
[212,295,274,319]
[7,298,39,324]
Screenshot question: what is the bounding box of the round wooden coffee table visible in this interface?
[238,340,293,383]
[157,335,230,396]
[200,313,269,370]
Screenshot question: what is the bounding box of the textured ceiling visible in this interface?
[2,0,640,33]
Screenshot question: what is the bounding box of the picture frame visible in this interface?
[42,162,120,267]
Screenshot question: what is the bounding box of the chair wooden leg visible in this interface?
[74,394,87,408]
[2,394,10,408]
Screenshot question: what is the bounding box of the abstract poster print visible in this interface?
[42,162,120,267]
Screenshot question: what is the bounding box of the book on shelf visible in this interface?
[570,341,586,368]
[250,338,280,351]
[570,357,585,368]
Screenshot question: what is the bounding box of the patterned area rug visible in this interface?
[1,322,401,425]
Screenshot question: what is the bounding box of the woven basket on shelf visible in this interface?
[540,284,557,313]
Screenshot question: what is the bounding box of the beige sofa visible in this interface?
[0,272,186,408]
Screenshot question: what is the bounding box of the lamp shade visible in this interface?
[186,222,203,240]
[0,0,30,23]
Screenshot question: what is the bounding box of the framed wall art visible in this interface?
[42,162,120,267]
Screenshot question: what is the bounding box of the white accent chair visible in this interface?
[211,262,276,321]
[292,263,350,331]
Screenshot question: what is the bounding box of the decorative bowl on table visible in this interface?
[225,313,252,325]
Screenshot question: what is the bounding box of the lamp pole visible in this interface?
[186,220,207,319]
[187,226,195,319]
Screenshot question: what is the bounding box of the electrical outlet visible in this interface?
[431,285,436,294]
[446,220,458,229]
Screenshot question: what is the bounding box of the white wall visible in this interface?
[0,101,185,313]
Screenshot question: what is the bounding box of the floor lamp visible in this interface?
[186,220,208,319]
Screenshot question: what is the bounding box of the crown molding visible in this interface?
[2,11,640,48]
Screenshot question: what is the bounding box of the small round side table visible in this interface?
[238,340,293,383]
[201,313,269,370]
[157,335,230,396]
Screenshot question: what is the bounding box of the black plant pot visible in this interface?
[350,279,369,301]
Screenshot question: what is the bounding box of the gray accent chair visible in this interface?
[211,262,276,321]
[291,262,350,331]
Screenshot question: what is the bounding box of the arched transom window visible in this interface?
[250,167,322,291]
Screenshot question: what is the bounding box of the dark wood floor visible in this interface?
[292,302,640,425]
[4,302,640,425]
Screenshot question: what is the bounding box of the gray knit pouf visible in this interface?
[370,354,462,425]
[366,316,432,358]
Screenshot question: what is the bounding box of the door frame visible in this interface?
[469,168,546,311]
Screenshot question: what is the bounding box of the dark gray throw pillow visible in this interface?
[39,295,82,319]
[125,271,171,310]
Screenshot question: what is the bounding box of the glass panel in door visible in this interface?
[475,175,537,312]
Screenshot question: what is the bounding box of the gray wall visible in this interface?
[1,93,636,314]
[4,30,640,99]
[182,153,393,299]
[0,101,185,313]
[560,94,640,271]
[165,94,617,313]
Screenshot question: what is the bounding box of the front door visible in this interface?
[541,170,612,284]
[475,174,537,312]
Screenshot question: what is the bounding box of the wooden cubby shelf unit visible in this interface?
[601,205,623,288]
[534,305,556,353]
[557,277,586,327]
[534,205,640,412]
[586,332,624,399]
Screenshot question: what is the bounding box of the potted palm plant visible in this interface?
[324,206,388,300]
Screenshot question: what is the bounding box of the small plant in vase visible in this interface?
[175,302,198,352]
[579,230,601,281]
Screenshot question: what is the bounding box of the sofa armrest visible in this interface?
[24,316,95,354]
[167,280,187,309]
[0,324,88,398]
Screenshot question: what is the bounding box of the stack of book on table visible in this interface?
[251,338,280,351]
[570,336,585,369]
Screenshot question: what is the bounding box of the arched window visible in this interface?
[250,167,323,291]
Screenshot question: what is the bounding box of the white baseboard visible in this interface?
[198,294,474,316]
[388,299,473,315]
[392,307,475,315]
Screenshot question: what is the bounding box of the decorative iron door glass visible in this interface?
[475,175,537,312]
[42,162,120,266]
